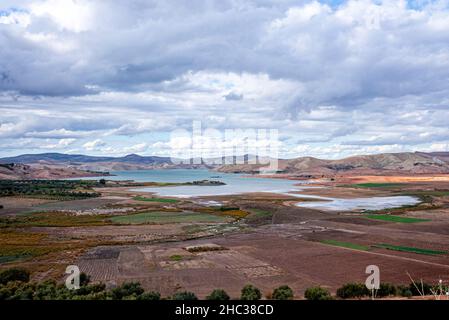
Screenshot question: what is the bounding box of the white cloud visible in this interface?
[2,1,449,158]
[82,139,106,151]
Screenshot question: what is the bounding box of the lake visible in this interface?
[86,169,420,211]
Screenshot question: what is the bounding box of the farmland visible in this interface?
[1,173,449,300]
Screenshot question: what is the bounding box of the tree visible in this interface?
[172,291,198,300]
[377,283,397,298]
[336,283,370,299]
[240,284,261,300]
[206,289,230,300]
[0,268,30,285]
[99,179,106,185]
[79,273,91,287]
[110,282,144,300]
[272,285,294,300]
[304,286,332,300]
[137,291,161,300]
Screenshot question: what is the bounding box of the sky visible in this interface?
[1,0,449,159]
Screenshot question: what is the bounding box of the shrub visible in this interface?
[304,286,332,300]
[206,289,230,300]
[110,282,144,300]
[336,283,370,299]
[408,282,432,296]
[79,273,91,287]
[240,284,261,300]
[0,268,30,285]
[272,285,294,300]
[397,285,412,298]
[376,283,397,297]
[172,291,198,300]
[137,291,161,300]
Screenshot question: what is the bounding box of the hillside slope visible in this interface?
[217,152,449,176]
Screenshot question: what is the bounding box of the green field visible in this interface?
[320,240,370,251]
[133,196,180,203]
[248,209,272,218]
[110,211,228,224]
[374,244,447,255]
[364,214,430,223]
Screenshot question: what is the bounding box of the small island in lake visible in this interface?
[186,180,226,186]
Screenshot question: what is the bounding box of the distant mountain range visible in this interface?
[0,153,171,164]
[1,151,449,179]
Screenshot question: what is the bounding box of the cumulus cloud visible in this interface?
[1,0,449,158]
[82,139,106,151]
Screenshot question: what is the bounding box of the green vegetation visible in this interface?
[132,196,179,203]
[206,289,230,300]
[240,284,262,300]
[0,272,161,300]
[0,180,101,200]
[0,212,109,228]
[335,282,419,299]
[169,255,183,261]
[171,291,198,300]
[304,286,332,300]
[374,244,447,256]
[320,239,370,251]
[109,211,228,224]
[364,214,430,223]
[0,268,30,285]
[110,282,144,300]
[0,267,441,300]
[0,254,32,264]
[272,285,294,300]
[336,283,370,299]
[376,283,397,297]
[247,209,272,218]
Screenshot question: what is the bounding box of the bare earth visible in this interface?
[3,174,449,299]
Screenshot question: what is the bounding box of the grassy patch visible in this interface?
[364,214,430,223]
[374,243,447,255]
[133,196,179,203]
[0,212,110,228]
[169,255,183,261]
[109,211,228,224]
[320,240,370,251]
[0,253,32,264]
[248,209,272,218]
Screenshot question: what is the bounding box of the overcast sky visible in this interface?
[1,0,449,159]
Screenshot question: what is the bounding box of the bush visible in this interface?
[376,283,397,298]
[110,282,144,300]
[172,291,198,300]
[240,284,261,301]
[206,289,230,300]
[272,285,294,300]
[0,268,30,285]
[137,291,161,300]
[397,285,412,298]
[408,282,432,296]
[336,283,370,299]
[304,286,332,300]
[79,273,91,287]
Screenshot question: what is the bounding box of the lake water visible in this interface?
[87,169,419,211]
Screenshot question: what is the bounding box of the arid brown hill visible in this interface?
[216,152,449,176]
